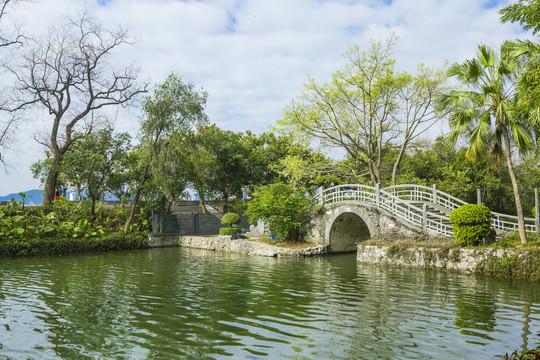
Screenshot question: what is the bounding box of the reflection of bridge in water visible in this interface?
[306,184,540,253]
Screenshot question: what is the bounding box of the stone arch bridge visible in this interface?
[304,184,539,253]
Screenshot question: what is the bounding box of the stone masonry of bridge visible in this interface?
[304,201,422,252]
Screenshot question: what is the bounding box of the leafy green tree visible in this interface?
[500,0,540,35]
[397,137,515,214]
[242,132,298,188]
[63,129,132,216]
[245,183,317,242]
[278,35,447,186]
[31,129,132,215]
[436,43,534,244]
[125,73,207,232]
[193,125,247,202]
[500,2,540,122]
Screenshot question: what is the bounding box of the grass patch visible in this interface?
[489,232,540,249]
[251,237,316,249]
[365,228,457,250]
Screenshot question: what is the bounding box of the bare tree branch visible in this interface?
[6,11,148,205]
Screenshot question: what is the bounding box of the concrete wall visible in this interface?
[147,235,327,257]
[357,245,516,273]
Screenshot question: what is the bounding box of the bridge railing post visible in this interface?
[534,188,540,234]
[477,189,482,205]
[423,204,428,233]
[432,184,437,205]
[376,183,381,208]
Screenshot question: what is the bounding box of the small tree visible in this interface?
[246,183,317,242]
[221,212,241,227]
[219,212,242,236]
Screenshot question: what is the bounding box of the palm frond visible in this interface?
[511,123,533,152]
[466,120,491,159]
[477,45,495,67]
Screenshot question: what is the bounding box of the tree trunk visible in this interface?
[90,193,96,218]
[43,153,61,207]
[502,127,527,244]
[198,190,207,214]
[124,163,150,234]
[392,143,408,185]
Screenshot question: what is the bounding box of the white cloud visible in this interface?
[0,0,533,195]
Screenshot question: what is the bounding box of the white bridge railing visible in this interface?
[316,184,539,237]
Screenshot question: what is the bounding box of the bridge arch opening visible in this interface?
[328,212,371,252]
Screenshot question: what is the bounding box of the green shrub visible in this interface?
[219,227,241,235]
[0,232,148,257]
[221,212,241,227]
[245,183,318,242]
[449,204,492,247]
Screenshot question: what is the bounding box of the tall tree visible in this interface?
[278,35,446,186]
[7,12,146,206]
[390,64,448,184]
[500,2,540,121]
[124,73,208,233]
[0,0,25,164]
[436,43,534,244]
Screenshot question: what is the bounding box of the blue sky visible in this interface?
[0,0,532,196]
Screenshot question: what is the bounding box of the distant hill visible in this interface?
[0,189,44,205]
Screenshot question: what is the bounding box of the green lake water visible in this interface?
[0,247,539,359]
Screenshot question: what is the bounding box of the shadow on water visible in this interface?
[0,248,539,359]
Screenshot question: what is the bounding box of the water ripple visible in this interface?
[0,249,539,359]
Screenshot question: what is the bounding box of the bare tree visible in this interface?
[0,0,25,165]
[7,11,147,206]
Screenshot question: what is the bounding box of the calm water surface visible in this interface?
[0,247,539,359]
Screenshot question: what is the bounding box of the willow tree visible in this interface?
[436,42,534,244]
[7,12,146,206]
[124,73,208,233]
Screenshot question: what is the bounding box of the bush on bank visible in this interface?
[0,197,150,242]
[449,204,491,247]
[0,197,152,257]
[0,232,149,257]
[219,227,241,235]
[245,183,318,242]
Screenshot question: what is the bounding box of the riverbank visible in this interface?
[0,232,149,257]
[357,244,540,281]
[0,233,325,258]
[149,234,328,257]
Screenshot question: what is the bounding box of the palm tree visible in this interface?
[437,42,534,244]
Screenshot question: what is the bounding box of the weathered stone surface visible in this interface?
[147,235,327,257]
[147,235,180,248]
[305,202,421,252]
[357,245,519,273]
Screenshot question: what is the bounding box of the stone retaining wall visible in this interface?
[148,235,327,257]
[357,244,518,272]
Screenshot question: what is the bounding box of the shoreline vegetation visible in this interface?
[1,196,540,282]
